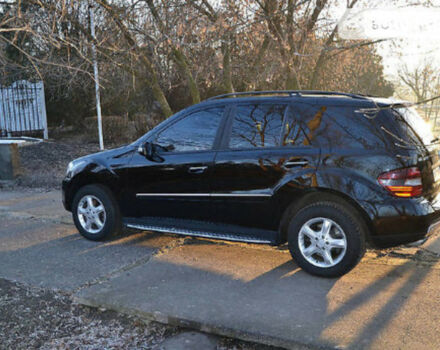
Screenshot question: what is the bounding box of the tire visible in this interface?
[72,184,122,241]
[287,201,366,277]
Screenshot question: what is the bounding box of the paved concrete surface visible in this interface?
[0,189,179,291]
[0,190,70,223]
[2,189,440,349]
[156,331,218,350]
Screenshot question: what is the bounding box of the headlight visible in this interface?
[66,160,86,177]
[66,161,74,175]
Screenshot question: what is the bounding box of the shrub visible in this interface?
[84,115,132,145]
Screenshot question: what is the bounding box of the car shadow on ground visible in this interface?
[1,222,439,349]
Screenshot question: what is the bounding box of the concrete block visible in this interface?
[0,143,21,180]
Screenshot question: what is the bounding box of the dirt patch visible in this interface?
[0,279,281,350]
[0,278,176,350]
[7,139,101,189]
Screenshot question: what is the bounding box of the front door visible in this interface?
[210,102,288,230]
[126,106,226,221]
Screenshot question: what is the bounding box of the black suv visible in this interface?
[62,91,440,277]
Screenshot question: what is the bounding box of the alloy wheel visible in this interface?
[298,217,347,268]
[77,195,106,234]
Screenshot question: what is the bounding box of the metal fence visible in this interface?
[0,80,48,139]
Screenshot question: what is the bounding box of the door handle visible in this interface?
[284,160,308,168]
[188,166,208,174]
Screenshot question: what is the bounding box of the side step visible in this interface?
[123,217,278,245]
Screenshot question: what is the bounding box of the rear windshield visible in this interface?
[391,107,435,146]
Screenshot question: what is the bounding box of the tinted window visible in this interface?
[229,104,285,149]
[282,106,309,146]
[155,107,224,152]
[289,103,392,150]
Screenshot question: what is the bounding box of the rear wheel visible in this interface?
[72,184,121,241]
[287,201,366,277]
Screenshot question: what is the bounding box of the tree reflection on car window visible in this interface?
[287,103,392,150]
[155,107,224,152]
[229,104,285,149]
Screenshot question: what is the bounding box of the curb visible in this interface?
[74,295,326,350]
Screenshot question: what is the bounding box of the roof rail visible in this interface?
[206,90,370,101]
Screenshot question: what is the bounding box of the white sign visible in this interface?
[338,8,440,40]
[0,80,48,139]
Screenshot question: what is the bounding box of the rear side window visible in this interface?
[282,106,312,147]
[155,107,224,152]
[288,103,392,150]
[229,104,285,149]
[391,107,434,146]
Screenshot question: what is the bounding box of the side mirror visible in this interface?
[138,142,163,162]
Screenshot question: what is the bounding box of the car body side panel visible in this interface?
[210,146,321,231]
[123,150,216,220]
[62,146,135,212]
[306,148,440,243]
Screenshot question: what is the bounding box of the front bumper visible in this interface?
[61,178,71,211]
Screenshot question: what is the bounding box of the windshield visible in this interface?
[394,107,435,146]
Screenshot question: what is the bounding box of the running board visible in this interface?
[123,217,277,245]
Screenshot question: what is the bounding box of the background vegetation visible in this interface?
[0,0,396,143]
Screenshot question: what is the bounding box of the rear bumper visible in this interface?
[371,219,440,247]
[362,193,440,248]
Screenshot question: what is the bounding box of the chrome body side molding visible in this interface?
[136,193,272,198]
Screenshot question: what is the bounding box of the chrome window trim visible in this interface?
[136,193,272,198]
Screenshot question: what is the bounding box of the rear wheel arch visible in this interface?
[278,189,374,244]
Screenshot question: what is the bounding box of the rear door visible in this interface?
[209,102,320,231]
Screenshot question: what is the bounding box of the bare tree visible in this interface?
[0,0,396,127]
[398,60,440,126]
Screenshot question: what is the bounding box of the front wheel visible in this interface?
[287,201,366,277]
[72,184,122,241]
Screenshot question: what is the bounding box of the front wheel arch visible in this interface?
[66,171,121,211]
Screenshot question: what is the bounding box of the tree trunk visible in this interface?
[285,66,300,90]
[173,48,201,104]
[222,41,234,93]
[309,0,359,89]
[98,0,173,117]
[146,0,200,105]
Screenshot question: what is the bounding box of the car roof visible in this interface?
[198,95,397,109]
[170,91,407,122]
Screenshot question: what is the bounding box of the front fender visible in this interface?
[62,161,121,211]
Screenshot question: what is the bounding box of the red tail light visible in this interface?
[378,167,423,198]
